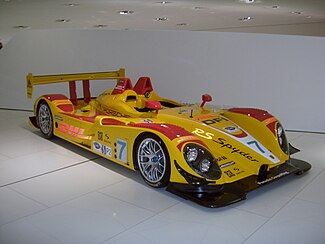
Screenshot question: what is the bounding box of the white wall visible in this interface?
[0,29,324,132]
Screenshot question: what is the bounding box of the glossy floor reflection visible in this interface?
[0,109,324,244]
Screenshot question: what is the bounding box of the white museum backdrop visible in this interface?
[0,29,324,132]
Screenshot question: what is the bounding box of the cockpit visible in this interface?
[95,77,181,118]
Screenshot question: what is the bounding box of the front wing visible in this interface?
[167,158,311,208]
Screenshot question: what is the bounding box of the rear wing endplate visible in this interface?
[26,68,125,103]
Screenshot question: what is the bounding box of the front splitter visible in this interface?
[166,158,311,208]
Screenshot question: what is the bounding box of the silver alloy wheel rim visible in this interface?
[38,103,52,135]
[138,138,166,183]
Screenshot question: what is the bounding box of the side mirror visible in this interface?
[145,100,161,113]
[200,94,212,108]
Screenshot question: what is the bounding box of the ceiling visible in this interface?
[1,0,325,46]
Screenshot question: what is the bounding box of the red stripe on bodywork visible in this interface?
[43,94,68,101]
[102,118,125,126]
[57,104,74,112]
[229,108,279,135]
[267,121,277,136]
[228,108,273,122]
[131,123,192,140]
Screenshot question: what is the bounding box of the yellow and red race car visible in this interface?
[27,68,311,207]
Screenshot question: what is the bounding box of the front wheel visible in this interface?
[37,101,54,138]
[136,134,170,188]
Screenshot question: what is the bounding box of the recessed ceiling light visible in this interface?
[55,19,71,23]
[157,1,172,4]
[154,17,168,21]
[239,16,254,21]
[291,11,302,15]
[13,25,30,29]
[239,0,255,3]
[93,24,108,28]
[119,10,134,15]
[63,3,80,7]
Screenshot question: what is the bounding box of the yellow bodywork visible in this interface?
[27,69,290,187]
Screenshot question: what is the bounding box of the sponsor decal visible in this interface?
[192,128,214,140]
[233,167,245,175]
[222,126,248,138]
[94,142,101,150]
[220,161,235,169]
[99,105,130,118]
[93,141,112,157]
[214,137,259,163]
[202,117,228,125]
[115,85,124,90]
[57,122,90,139]
[97,132,111,144]
[224,170,235,178]
[98,131,103,141]
[257,171,290,185]
[223,126,239,133]
[217,155,227,162]
[142,119,153,123]
[194,114,216,120]
[104,134,110,143]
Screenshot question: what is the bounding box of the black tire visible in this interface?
[37,101,54,138]
[135,134,170,188]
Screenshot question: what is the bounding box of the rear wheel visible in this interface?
[37,101,53,138]
[136,134,170,188]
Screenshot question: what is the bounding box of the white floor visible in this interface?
[0,109,325,244]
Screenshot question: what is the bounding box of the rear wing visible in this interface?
[26,68,125,105]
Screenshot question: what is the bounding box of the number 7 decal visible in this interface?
[117,138,127,164]
[247,140,265,153]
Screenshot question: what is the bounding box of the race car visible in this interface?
[27,68,311,207]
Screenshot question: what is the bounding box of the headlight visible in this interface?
[277,123,288,154]
[186,148,198,163]
[183,143,221,180]
[199,159,211,173]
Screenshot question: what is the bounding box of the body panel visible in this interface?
[28,71,311,207]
